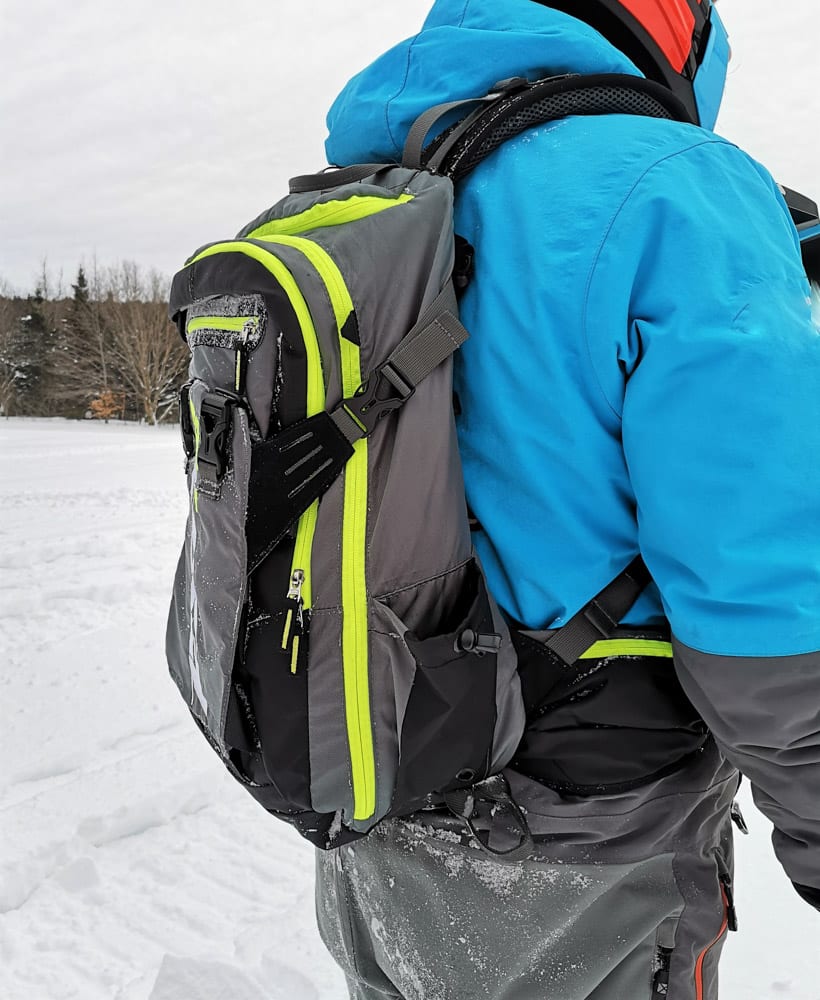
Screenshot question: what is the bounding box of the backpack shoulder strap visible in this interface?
[411,73,692,182]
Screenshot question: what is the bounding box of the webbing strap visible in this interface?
[288,164,391,194]
[331,284,468,444]
[403,94,503,170]
[545,556,652,665]
[388,284,467,380]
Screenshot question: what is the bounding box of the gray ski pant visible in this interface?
[316,742,738,1000]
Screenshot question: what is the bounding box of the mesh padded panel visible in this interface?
[426,82,679,182]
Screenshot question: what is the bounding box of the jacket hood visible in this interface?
[325,0,725,166]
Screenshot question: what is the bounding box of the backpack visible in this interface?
[166,74,701,852]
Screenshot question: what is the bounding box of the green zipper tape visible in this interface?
[579,639,674,660]
[247,193,414,240]
[187,315,257,335]
[259,233,375,822]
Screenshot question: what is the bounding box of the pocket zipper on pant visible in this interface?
[257,233,375,823]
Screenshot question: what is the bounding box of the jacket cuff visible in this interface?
[793,882,820,912]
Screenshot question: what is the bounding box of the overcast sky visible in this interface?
[1,0,818,295]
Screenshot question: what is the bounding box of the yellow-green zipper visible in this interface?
[187,315,259,335]
[186,242,326,615]
[258,233,375,822]
[247,193,414,240]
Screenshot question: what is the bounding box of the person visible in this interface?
[314,1,820,997]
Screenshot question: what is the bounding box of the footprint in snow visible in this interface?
[149,956,268,1000]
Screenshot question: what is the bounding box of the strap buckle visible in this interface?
[343,361,415,437]
[197,391,238,484]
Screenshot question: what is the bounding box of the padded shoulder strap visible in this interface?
[413,73,691,182]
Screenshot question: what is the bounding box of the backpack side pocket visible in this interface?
[166,379,252,747]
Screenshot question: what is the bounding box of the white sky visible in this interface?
[1,0,817,295]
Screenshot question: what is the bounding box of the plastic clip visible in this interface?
[343,362,415,436]
[197,391,238,485]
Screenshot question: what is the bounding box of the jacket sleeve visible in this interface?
[585,137,820,900]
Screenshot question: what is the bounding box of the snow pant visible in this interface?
[315,741,738,1000]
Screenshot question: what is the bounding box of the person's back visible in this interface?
[317,2,820,997]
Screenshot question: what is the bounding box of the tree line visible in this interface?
[0,263,188,424]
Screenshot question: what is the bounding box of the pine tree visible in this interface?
[12,289,49,415]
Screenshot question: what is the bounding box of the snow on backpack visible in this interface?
[165,75,696,851]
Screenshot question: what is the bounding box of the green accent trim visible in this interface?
[579,639,674,660]
[187,315,257,335]
[291,636,300,675]
[248,194,414,240]
[186,241,326,608]
[262,233,375,822]
[282,609,293,651]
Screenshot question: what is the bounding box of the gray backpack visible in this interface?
[166,75,690,850]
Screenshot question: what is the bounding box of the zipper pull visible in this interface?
[730,800,750,835]
[282,569,307,674]
[235,318,257,393]
[715,852,739,932]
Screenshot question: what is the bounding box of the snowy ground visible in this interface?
[1,419,818,1000]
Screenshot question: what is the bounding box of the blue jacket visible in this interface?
[327,0,820,895]
[327,0,819,658]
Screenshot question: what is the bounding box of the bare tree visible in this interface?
[100,263,187,424]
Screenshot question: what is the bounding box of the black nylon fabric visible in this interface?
[511,628,709,795]
[793,881,820,912]
[245,411,354,572]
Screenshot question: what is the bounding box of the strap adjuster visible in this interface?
[581,600,619,639]
[342,361,415,437]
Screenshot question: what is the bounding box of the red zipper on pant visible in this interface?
[694,885,730,1000]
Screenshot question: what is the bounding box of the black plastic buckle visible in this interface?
[343,362,414,436]
[197,391,237,483]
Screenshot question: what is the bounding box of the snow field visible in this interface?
[1,420,818,999]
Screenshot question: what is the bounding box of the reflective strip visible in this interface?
[186,242,325,608]
[247,194,414,239]
[259,233,375,822]
[187,396,207,713]
[579,639,673,660]
[189,398,201,515]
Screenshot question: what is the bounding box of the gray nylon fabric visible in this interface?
[673,639,820,891]
[317,744,737,1000]
[389,307,468,387]
[167,379,251,745]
